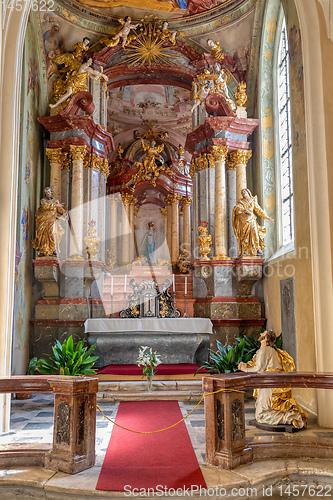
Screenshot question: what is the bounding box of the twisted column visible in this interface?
[211,146,229,260]
[46,148,65,202]
[69,145,86,257]
[182,196,193,256]
[228,149,252,202]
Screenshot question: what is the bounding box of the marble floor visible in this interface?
[0,393,332,499]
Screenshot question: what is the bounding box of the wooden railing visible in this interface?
[0,376,98,474]
[203,372,333,469]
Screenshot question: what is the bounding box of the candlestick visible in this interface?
[172,274,175,292]
[183,294,189,318]
[185,276,187,295]
[124,274,127,293]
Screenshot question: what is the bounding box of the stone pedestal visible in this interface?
[203,375,253,469]
[33,258,60,298]
[45,376,98,474]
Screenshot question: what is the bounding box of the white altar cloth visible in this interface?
[84,318,213,335]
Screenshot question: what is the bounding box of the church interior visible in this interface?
[0,0,333,496]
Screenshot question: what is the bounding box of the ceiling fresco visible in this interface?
[67,0,232,19]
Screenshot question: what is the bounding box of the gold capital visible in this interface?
[101,158,110,179]
[189,158,197,178]
[121,192,135,205]
[91,153,103,171]
[160,207,167,216]
[229,149,252,165]
[70,145,87,161]
[169,193,182,204]
[210,145,229,162]
[164,194,174,206]
[46,148,64,164]
[108,195,119,207]
[182,196,193,206]
[226,154,236,170]
[61,152,70,170]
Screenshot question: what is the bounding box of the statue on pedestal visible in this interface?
[238,330,308,429]
[143,222,157,264]
[212,63,236,111]
[232,188,274,257]
[32,187,68,257]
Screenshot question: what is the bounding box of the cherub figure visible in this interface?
[50,57,108,109]
[160,21,178,45]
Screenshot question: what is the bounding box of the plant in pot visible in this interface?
[28,336,99,376]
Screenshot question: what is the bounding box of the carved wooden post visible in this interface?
[203,375,252,469]
[45,376,98,474]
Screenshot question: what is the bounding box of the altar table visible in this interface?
[85,318,213,367]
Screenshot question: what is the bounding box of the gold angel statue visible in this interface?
[207,39,224,60]
[232,188,274,257]
[32,187,68,257]
[99,16,139,49]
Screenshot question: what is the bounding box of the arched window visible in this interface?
[277,18,294,246]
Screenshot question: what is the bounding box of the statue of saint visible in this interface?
[143,222,157,264]
[212,63,236,111]
[32,187,68,257]
[238,330,308,429]
[232,188,274,257]
[133,139,171,187]
[50,57,108,109]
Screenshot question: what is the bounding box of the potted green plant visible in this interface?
[28,336,99,376]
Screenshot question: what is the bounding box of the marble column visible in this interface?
[69,145,86,258]
[171,194,182,265]
[46,148,64,202]
[108,196,119,267]
[129,199,135,263]
[164,195,173,261]
[121,193,134,266]
[229,149,252,202]
[211,146,229,260]
[226,157,238,258]
[182,196,193,257]
[179,207,184,251]
[197,153,215,246]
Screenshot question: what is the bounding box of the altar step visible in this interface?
[97,379,203,402]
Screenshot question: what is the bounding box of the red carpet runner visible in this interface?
[96,401,207,492]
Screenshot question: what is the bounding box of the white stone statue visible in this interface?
[112,16,139,48]
[191,80,213,113]
[212,63,236,111]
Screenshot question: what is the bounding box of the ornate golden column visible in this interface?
[121,193,134,266]
[69,145,86,258]
[211,146,229,260]
[228,149,252,202]
[170,194,182,265]
[182,196,193,256]
[46,148,66,202]
[164,194,173,260]
[108,196,119,267]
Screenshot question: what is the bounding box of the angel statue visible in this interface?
[212,63,236,111]
[50,57,108,110]
[100,16,139,49]
[191,79,213,113]
[160,21,178,45]
[232,188,274,257]
[207,39,224,60]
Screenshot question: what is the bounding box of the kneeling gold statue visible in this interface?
[238,330,308,429]
[32,187,68,257]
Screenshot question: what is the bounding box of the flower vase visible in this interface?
[147,372,153,391]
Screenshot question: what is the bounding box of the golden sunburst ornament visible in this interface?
[122,18,180,68]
